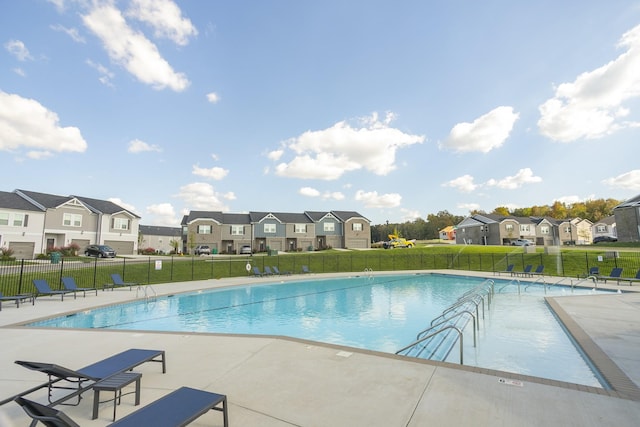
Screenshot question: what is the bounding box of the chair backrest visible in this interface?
[14,396,81,427]
[61,277,77,290]
[264,266,273,275]
[272,266,280,274]
[253,267,261,275]
[636,269,640,279]
[523,265,532,272]
[535,265,544,273]
[506,264,514,271]
[610,268,623,277]
[33,279,52,293]
[589,267,599,275]
[111,273,124,284]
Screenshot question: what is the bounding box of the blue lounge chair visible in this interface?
[108,386,228,427]
[579,266,600,278]
[621,269,640,286]
[253,266,265,277]
[7,349,166,406]
[14,386,228,427]
[530,265,545,276]
[601,267,623,284]
[495,264,514,276]
[33,279,75,301]
[0,291,34,310]
[263,266,274,275]
[516,265,533,277]
[106,273,137,291]
[301,265,311,274]
[62,276,98,297]
[272,266,291,275]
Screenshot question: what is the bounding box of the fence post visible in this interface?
[18,259,25,294]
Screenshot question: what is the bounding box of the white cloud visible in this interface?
[485,168,542,189]
[538,24,640,142]
[4,40,33,61]
[206,92,220,103]
[400,208,422,222]
[274,112,424,180]
[442,174,477,193]
[440,106,519,153]
[176,182,230,211]
[127,0,198,46]
[128,138,162,153]
[86,60,115,87]
[0,91,87,156]
[192,165,228,180]
[50,24,86,43]
[354,190,402,208]
[145,202,179,226]
[299,187,320,197]
[222,192,236,200]
[553,194,596,205]
[602,170,640,191]
[108,198,137,213]
[82,3,189,91]
[267,149,283,161]
[457,202,481,212]
[323,191,345,200]
[13,68,26,77]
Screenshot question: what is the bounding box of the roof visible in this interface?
[14,189,139,217]
[615,193,640,209]
[0,191,44,211]
[139,225,181,236]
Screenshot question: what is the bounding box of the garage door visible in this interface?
[347,239,368,249]
[104,240,135,255]
[72,239,91,254]
[8,242,35,260]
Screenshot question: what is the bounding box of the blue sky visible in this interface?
[2,0,640,227]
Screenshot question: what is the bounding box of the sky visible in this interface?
[2,0,640,227]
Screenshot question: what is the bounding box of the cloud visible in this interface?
[128,138,162,153]
[0,91,87,156]
[192,165,228,180]
[354,190,402,208]
[442,174,477,193]
[553,194,596,205]
[127,0,198,46]
[400,208,422,222]
[440,106,519,153]
[274,112,424,180]
[206,92,220,103]
[538,24,640,142]
[145,202,179,226]
[50,24,86,43]
[86,60,115,87]
[457,202,481,212]
[299,187,320,197]
[176,182,230,211]
[4,40,33,61]
[82,3,189,91]
[108,198,137,213]
[602,170,640,191]
[485,168,542,189]
[267,149,283,161]
[299,187,345,200]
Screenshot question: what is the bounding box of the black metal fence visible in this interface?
[2,250,640,296]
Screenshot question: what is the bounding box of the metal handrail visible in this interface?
[396,325,465,364]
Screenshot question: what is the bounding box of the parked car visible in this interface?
[240,245,252,254]
[194,245,211,255]
[84,244,116,258]
[511,239,534,246]
[593,236,617,244]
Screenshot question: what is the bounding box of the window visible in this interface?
[0,213,9,226]
[520,225,530,232]
[505,224,514,232]
[63,213,82,227]
[231,225,244,235]
[323,222,335,232]
[540,226,549,234]
[352,223,362,231]
[564,226,571,233]
[264,223,276,233]
[596,225,607,232]
[295,224,306,233]
[197,225,211,234]
[13,213,26,227]
[113,218,129,230]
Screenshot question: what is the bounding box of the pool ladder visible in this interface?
[136,285,157,301]
[396,279,494,365]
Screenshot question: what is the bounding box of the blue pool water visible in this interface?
[28,273,609,387]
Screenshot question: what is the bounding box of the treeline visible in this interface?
[370,198,621,242]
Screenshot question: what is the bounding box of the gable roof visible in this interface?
[0,191,45,211]
[14,189,139,217]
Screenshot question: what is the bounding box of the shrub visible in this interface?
[140,247,156,255]
[0,246,15,261]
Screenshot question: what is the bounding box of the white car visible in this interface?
[511,239,534,246]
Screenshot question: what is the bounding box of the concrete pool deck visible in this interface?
[0,270,639,426]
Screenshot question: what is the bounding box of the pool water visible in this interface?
[28,273,608,387]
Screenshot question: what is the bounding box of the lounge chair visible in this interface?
[108,386,228,427]
[516,265,533,277]
[301,265,311,274]
[252,266,263,276]
[0,291,34,310]
[601,267,623,284]
[106,274,137,291]
[14,386,228,427]
[495,264,514,276]
[61,277,98,297]
[621,269,640,286]
[579,266,600,278]
[272,266,290,275]
[263,266,274,275]
[14,396,80,427]
[32,279,75,301]
[530,265,545,276]
[5,349,166,407]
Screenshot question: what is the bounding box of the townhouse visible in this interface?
[181,210,371,254]
[455,213,595,246]
[614,193,640,242]
[139,225,182,254]
[0,189,140,258]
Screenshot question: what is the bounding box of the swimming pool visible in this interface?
[28,273,609,387]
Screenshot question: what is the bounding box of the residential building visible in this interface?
[439,226,456,241]
[139,225,182,254]
[182,210,371,254]
[614,193,640,242]
[0,189,140,258]
[591,215,617,242]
